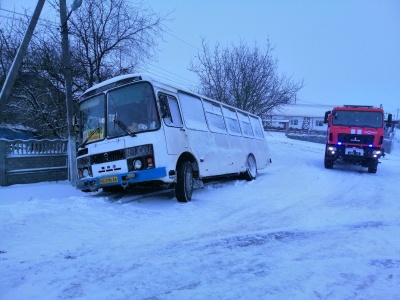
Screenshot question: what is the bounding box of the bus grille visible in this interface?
[78,144,154,167]
[91,149,125,164]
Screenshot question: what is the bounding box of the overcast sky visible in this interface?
[1,0,399,117]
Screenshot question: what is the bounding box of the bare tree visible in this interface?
[0,12,70,138]
[190,39,303,116]
[0,14,28,91]
[0,0,169,137]
[67,0,168,88]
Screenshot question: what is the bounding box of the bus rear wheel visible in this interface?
[244,154,257,181]
[175,161,194,202]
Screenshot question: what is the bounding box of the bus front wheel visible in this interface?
[175,161,194,202]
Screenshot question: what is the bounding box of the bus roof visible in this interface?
[80,73,262,119]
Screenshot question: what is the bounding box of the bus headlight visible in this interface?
[133,159,143,170]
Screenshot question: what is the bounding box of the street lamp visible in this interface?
[71,0,83,11]
[60,0,82,186]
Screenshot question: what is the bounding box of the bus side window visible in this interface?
[159,94,171,118]
[249,116,264,139]
[238,112,254,138]
[159,93,183,127]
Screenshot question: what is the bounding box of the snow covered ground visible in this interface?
[1,131,400,300]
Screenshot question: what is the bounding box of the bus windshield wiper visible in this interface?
[114,119,136,137]
[79,127,101,148]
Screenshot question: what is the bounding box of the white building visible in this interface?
[263,103,336,132]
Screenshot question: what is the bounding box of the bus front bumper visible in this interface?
[76,167,167,191]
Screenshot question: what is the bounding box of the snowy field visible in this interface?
[1,131,400,300]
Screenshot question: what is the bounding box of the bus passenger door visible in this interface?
[159,93,187,155]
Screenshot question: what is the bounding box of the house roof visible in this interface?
[0,123,37,140]
[267,103,337,118]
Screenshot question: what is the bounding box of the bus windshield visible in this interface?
[107,82,160,138]
[79,94,106,145]
[332,110,383,128]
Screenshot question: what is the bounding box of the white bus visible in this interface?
[76,74,272,202]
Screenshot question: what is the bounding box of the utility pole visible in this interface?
[0,0,45,113]
[60,0,82,186]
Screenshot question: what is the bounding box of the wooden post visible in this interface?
[0,140,8,186]
[60,0,78,186]
[0,0,45,113]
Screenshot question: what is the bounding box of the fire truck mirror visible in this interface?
[324,111,331,124]
[386,114,392,128]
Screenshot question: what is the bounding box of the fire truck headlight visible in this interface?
[133,159,143,170]
[327,146,336,154]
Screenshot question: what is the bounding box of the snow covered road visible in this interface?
[1,131,399,299]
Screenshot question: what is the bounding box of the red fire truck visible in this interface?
[323,105,392,173]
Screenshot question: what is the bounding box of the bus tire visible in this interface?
[244,154,257,181]
[175,161,194,202]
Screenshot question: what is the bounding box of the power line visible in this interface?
[165,31,202,51]
[135,65,198,91]
[0,5,201,89]
[142,61,198,84]
[0,7,28,17]
[0,8,59,26]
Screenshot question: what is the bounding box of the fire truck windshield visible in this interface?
[332,110,383,128]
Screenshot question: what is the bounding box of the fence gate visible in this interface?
[0,139,68,186]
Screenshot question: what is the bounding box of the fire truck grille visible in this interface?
[338,134,375,145]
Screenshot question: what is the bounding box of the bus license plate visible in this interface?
[100,177,119,185]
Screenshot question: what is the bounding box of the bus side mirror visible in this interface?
[324,111,331,124]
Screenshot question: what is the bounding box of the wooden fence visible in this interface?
[0,139,68,186]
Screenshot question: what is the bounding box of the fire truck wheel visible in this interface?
[175,161,194,202]
[368,159,378,173]
[324,157,334,169]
